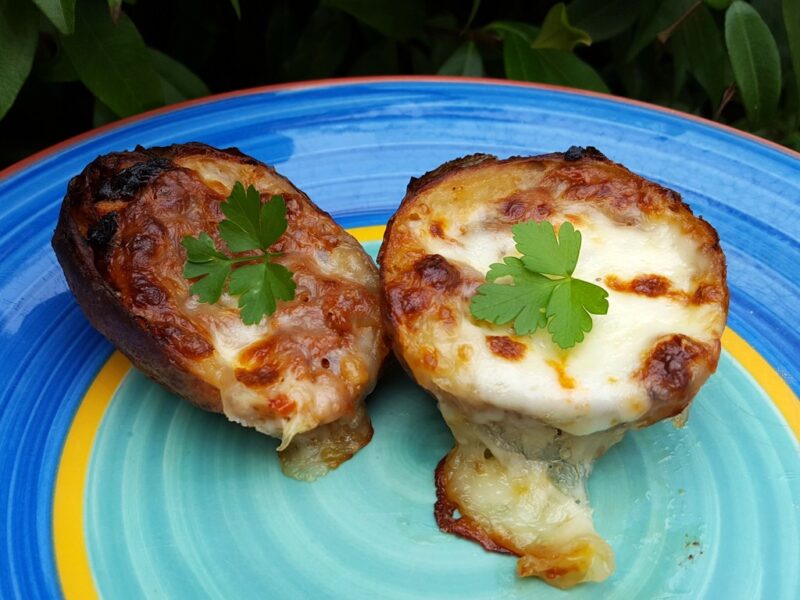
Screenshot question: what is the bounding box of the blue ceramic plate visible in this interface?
[0,77,798,599]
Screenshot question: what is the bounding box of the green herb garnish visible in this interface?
[470,220,608,349]
[181,181,295,325]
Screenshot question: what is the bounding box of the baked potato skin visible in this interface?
[378,147,729,427]
[53,145,223,411]
[378,147,729,585]
[53,143,389,454]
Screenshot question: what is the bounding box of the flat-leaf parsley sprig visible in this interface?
[181,181,296,325]
[470,220,608,349]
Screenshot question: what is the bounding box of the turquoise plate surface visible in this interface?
[0,77,798,599]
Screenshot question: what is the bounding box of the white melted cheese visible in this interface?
[384,157,727,586]
[440,399,621,587]
[414,205,725,435]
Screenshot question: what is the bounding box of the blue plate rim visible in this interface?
[2,75,798,185]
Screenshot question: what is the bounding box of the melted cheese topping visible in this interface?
[76,146,388,481]
[390,161,726,435]
[163,155,387,460]
[381,153,728,586]
[413,204,723,434]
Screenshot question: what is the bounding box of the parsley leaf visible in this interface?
[546,278,607,348]
[229,262,296,325]
[513,220,581,276]
[469,220,608,349]
[181,182,295,325]
[181,232,231,304]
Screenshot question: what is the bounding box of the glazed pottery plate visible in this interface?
[0,78,798,599]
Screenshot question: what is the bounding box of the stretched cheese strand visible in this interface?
[437,400,624,587]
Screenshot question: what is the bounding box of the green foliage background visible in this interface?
[1,0,798,168]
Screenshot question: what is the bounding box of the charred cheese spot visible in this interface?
[86,212,118,247]
[692,282,725,304]
[437,305,457,326]
[96,157,173,201]
[235,364,280,387]
[414,254,462,291]
[380,150,728,587]
[486,336,526,361]
[606,274,672,297]
[639,334,715,425]
[150,321,214,360]
[56,143,389,481]
[386,284,432,322]
[605,274,724,306]
[430,221,446,238]
[498,190,553,224]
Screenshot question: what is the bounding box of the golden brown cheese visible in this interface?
[53,143,389,480]
[379,148,728,586]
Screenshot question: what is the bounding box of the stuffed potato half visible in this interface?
[378,148,728,587]
[53,142,389,480]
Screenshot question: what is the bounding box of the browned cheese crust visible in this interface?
[53,143,389,474]
[378,147,729,586]
[379,148,728,426]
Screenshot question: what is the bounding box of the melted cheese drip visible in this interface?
[412,204,725,435]
[440,400,621,587]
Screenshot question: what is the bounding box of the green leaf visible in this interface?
[567,0,643,42]
[546,281,589,348]
[533,3,591,51]
[752,0,789,60]
[39,44,80,83]
[486,257,528,282]
[107,0,122,22]
[92,98,117,128]
[349,39,399,76]
[485,20,540,44]
[182,233,232,304]
[32,0,76,34]
[785,0,800,113]
[672,5,731,108]
[470,219,609,348]
[513,220,581,276]
[182,183,294,323]
[230,262,296,325]
[470,276,555,335]
[322,0,425,41]
[627,0,697,61]
[219,182,263,252]
[504,37,608,93]
[438,42,484,77]
[60,1,163,117]
[149,48,209,104]
[725,0,782,126]
[705,0,733,10]
[229,0,240,18]
[0,0,38,119]
[464,0,481,30]
[286,7,351,80]
[182,232,229,263]
[259,195,289,249]
[546,279,603,349]
[188,262,231,305]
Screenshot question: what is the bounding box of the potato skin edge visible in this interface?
[378,148,729,423]
[49,143,278,413]
[52,176,224,412]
